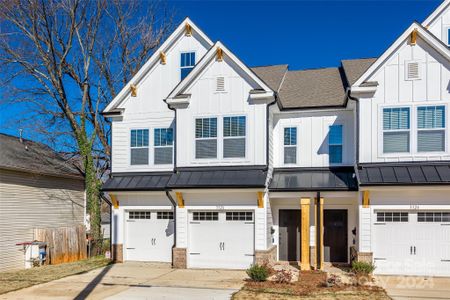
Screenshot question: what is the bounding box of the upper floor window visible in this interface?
[130,129,149,165]
[447,28,450,46]
[417,106,445,152]
[329,125,343,164]
[223,116,246,158]
[195,118,217,159]
[283,127,297,164]
[383,107,410,153]
[180,52,195,80]
[154,128,173,164]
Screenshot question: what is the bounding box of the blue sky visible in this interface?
[0,0,442,140]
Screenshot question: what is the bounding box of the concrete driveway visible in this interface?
[1,262,246,300]
[376,275,450,300]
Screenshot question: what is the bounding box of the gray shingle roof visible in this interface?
[278,67,347,109]
[341,58,377,86]
[270,167,358,191]
[251,64,288,92]
[357,162,450,186]
[0,133,83,179]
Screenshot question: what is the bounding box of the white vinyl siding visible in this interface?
[328,125,343,164]
[195,118,218,159]
[223,116,246,158]
[383,107,410,153]
[130,129,149,165]
[154,128,173,164]
[283,127,297,164]
[417,106,445,152]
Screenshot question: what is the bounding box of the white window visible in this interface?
[383,107,410,153]
[129,211,151,219]
[377,212,408,222]
[130,129,149,165]
[329,125,343,164]
[417,106,446,152]
[180,52,195,80]
[216,76,225,92]
[223,116,246,158]
[226,212,253,221]
[283,127,297,164]
[193,212,218,221]
[195,118,217,159]
[405,61,420,80]
[154,128,173,164]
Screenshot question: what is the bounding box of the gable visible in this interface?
[426,1,450,45]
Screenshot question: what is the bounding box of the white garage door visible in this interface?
[125,210,174,262]
[188,211,254,269]
[373,211,450,276]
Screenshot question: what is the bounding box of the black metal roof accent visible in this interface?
[357,162,450,186]
[167,168,267,189]
[269,167,358,191]
[101,172,172,191]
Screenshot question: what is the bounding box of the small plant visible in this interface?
[351,261,376,275]
[246,264,270,282]
[273,269,293,284]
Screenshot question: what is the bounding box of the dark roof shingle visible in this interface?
[0,133,82,179]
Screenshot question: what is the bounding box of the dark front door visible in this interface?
[279,209,301,261]
[324,209,348,263]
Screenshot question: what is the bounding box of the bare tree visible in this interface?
[0,0,173,251]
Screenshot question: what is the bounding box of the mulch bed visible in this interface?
[242,270,388,298]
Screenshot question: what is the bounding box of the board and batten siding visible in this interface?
[176,55,267,167]
[273,109,355,168]
[359,36,450,163]
[0,169,85,272]
[111,31,210,173]
[427,4,450,45]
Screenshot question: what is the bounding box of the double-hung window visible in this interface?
[329,125,343,164]
[154,128,173,164]
[283,127,297,164]
[223,116,246,158]
[130,129,149,165]
[195,118,217,159]
[383,107,410,153]
[417,106,445,152]
[180,52,195,80]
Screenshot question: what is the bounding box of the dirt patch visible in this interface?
[234,270,390,300]
[0,256,111,294]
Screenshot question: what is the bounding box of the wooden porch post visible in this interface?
[300,198,310,270]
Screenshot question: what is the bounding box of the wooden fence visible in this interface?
[34,225,87,265]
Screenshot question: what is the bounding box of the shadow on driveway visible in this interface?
[73,264,114,300]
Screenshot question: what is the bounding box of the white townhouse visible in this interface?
[102,1,450,277]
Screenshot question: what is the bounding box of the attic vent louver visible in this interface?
[406,61,420,80]
[216,77,225,92]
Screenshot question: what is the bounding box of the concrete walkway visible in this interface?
[1,262,246,300]
[376,275,450,300]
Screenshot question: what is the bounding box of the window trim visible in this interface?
[129,128,150,166]
[417,105,446,153]
[328,124,343,164]
[283,126,297,165]
[381,106,411,155]
[154,127,174,165]
[195,117,218,159]
[223,115,247,159]
[180,51,196,80]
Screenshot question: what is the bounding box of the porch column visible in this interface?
[315,196,324,270]
[300,198,310,270]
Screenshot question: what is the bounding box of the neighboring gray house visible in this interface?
[0,133,85,272]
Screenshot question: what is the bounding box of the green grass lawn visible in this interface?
[0,256,111,295]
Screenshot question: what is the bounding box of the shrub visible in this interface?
[246,264,270,282]
[351,261,376,275]
[273,269,293,284]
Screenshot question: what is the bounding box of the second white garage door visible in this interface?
[125,210,174,262]
[188,211,254,269]
[373,210,450,276]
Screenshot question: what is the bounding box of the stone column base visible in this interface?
[112,244,123,262]
[310,246,316,269]
[172,247,187,268]
[356,251,373,264]
[255,245,277,265]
